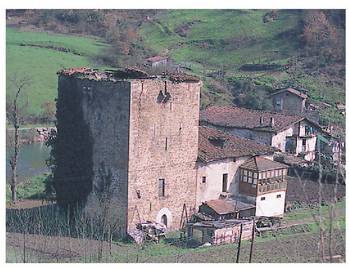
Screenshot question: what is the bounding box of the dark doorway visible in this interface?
[161,214,168,226]
[222,173,228,192]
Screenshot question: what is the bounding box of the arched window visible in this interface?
[161,214,168,226]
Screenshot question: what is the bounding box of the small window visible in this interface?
[202,176,206,184]
[277,194,282,198]
[261,197,266,201]
[158,179,165,197]
[222,174,228,192]
[165,137,168,151]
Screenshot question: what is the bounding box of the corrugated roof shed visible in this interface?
[203,199,255,215]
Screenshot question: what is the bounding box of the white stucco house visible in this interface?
[196,126,288,217]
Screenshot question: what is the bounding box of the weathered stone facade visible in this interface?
[127,79,201,230]
[271,90,306,114]
[56,69,201,236]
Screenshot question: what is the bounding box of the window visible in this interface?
[277,194,282,198]
[242,170,248,182]
[202,176,206,184]
[253,178,257,185]
[222,174,228,192]
[248,171,253,183]
[275,97,283,111]
[267,171,271,178]
[261,197,266,201]
[158,179,165,197]
[165,137,168,151]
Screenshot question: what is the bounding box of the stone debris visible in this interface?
[129,221,167,244]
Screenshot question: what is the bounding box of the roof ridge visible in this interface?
[205,105,304,119]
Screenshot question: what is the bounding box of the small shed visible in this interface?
[199,199,256,220]
[186,219,253,246]
[145,55,168,68]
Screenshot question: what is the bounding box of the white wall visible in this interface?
[296,136,317,161]
[255,191,286,217]
[196,154,273,207]
[271,127,293,151]
[196,157,248,207]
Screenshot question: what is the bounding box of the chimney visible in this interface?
[270,117,275,127]
[260,116,264,125]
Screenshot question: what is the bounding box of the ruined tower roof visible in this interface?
[57,67,200,83]
[198,126,277,163]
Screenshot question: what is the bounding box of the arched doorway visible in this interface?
[156,208,172,228]
[161,214,168,226]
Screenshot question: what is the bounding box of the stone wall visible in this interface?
[56,76,131,237]
[272,92,306,114]
[127,79,201,230]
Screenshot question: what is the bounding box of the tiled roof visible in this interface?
[203,199,255,215]
[269,87,308,99]
[200,106,304,133]
[239,156,288,171]
[198,126,276,163]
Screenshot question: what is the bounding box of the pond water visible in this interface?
[6,142,51,183]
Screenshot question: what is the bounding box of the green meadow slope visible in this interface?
[6,27,111,119]
[6,10,345,126]
[140,10,345,126]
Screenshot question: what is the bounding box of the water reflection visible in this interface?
[6,142,51,183]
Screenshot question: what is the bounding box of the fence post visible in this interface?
[249,218,256,263]
[236,223,243,263]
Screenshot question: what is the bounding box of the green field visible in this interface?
[6,27,111,117]
[141,10,300,68]
[6,10,345,126]
[140,10,345,123]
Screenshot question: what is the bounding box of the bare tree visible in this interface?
[7,73,31,203]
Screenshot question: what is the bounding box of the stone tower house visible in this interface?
[55,68,201,237]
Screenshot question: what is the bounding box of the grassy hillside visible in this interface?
[6,27,111,120]
[140,10,345,126]
[6,10,345,127]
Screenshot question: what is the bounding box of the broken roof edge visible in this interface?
[57,67,201,83]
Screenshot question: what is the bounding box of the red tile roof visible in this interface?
[198,126,276,163]
[239,156,288,171]
[200,106,304,133]
[269,87,308,99]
